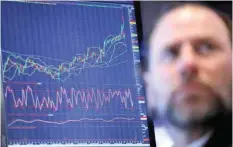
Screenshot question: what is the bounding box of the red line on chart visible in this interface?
[137,96,144,100]
[5,86,134,111]
[143,138,150,141]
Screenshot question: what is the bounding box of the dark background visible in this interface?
[136,1,232,74]
[140,1,232,39]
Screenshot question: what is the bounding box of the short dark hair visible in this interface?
[140,3,232,73]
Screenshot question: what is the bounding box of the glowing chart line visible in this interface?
[8,117,135,127]
[5,86,134,111]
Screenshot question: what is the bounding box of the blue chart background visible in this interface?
[1,1,146,144]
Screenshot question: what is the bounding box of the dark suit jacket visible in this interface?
[204,113,232,147]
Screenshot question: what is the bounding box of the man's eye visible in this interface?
[195,42,214,55]
[161,48,179,62]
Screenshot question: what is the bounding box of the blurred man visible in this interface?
[142,3,232,147]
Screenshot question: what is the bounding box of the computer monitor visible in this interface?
[1,1,155,147]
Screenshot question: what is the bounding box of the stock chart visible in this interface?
[1,1,150,146]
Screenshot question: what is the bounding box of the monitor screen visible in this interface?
[1,1,151,146]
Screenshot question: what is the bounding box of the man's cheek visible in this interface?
[201,72,231,111]
[209,61,232,109]
[217,77,232,110]
[151,66,173,88]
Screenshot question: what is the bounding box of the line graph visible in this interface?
[8,117,135,127]
[2,16,127,82]
[5,86,134,111]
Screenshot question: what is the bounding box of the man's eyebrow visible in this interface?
[163,36,221,49]
[163,42,181,50]
[190,37,223,46]
[192,36,217,42]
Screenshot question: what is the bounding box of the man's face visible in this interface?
[146,6,232,128]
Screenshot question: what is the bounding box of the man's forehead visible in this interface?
[149,5,230,50]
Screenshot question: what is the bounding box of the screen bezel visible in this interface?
[133,1,156,147]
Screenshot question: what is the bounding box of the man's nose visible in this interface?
[176,43,198,83]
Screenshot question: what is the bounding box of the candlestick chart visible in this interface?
[1,1,150,146]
